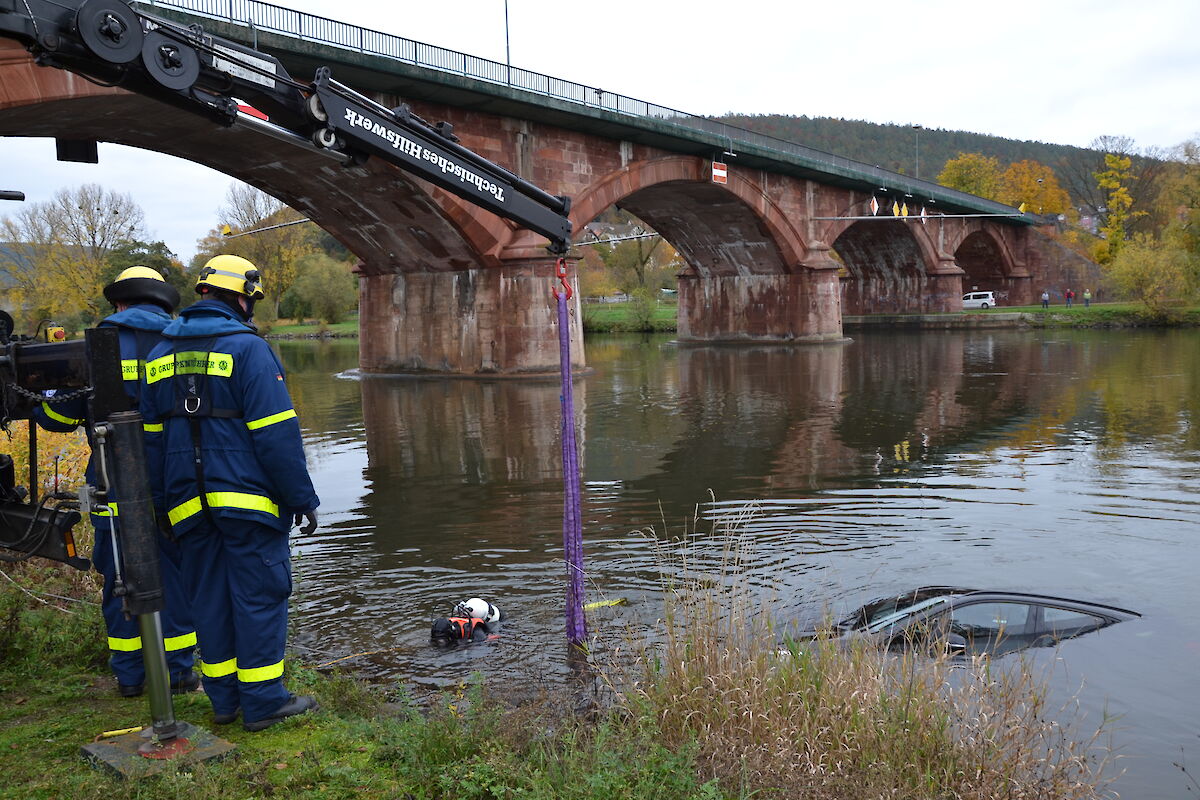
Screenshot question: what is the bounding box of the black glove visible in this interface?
[294,510,318,535]
[156,513,175,540]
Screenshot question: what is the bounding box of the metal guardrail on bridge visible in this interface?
[134,0,1027,219]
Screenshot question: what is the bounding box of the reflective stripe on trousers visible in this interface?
[200,657,285,683]
[108,631,197,653]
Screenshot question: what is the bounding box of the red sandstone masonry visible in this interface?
[1,45,1078,370]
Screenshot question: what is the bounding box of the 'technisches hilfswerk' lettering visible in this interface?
[343,109,506,203]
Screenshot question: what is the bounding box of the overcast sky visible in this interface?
[3,0,1198,262]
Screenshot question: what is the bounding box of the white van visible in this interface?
[962,291,997,309]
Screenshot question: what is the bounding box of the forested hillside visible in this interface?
[718,114,1097,183]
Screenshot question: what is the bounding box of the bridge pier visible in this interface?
[676,267,843,343]
[927,260,967,312]
[358,259,584,375]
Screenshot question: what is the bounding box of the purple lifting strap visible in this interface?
[554,260,587,646]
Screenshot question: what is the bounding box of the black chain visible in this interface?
[3,381,93,405]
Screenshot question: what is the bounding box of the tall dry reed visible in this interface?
[601,519,1112,800]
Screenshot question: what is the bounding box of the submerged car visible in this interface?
[817,587,1140,658]
[962,291,998,309]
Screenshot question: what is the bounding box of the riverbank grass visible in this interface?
[582,300,678,333]
[0,523,1110,799]
[583,299,1200,333]
[974,301,1200,326]
[267,318,358,336]
[0,564,716,800]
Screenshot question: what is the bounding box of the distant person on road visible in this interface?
[1083,289,1092,308]
[1041,291,1050,309]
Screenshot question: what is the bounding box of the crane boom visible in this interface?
[0,0,573,252]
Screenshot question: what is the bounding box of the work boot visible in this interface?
[212,707,240,725]
[117,682,143,698]
[243,695,318,732]
[171,670,201,695]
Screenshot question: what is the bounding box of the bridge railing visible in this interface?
[133,0,1024,216]
[134,0,843,160]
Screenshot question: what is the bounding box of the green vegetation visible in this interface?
[266,318,359,337]
[582,298,677,333]
[0,518,1112,799]
[972,302,1200,327]
[580,299,1200,333]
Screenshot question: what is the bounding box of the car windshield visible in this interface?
[864,596,950,633]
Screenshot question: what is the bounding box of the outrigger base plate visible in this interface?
[80,721,235,779]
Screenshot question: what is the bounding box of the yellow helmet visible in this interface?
[103,265,180,313]
[195,254,265,300]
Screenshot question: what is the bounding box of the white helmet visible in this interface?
[454,597,501,623]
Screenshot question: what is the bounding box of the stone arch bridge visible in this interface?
[0,1,1053,374]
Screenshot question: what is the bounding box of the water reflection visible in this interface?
[279,329,1200,800]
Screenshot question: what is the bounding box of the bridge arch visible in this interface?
[954,226,1019,297]
[832,219,952,315]
[570,155,807,276]
[0,41,496,277]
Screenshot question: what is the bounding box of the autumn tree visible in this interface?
[1093,153,1140,264]
[1105,234,1197,314]
[106,239,191,302]
[1161,138,1200,259]
[1058,136,1166,237]
[936,153,1002,200]
[576,246,617,298]
[208,184,316,316]
[596,225,681,294]
[284,252,358,324]
[0,184,146,326]
[999,160,1072,216]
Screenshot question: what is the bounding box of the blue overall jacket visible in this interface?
[140,300,319,537]
[33,304,171,527]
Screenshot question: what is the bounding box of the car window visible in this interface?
[1039,606,1108,639]
[864,596,949,633]
[949,602,1030,636]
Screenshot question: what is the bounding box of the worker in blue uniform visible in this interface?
[140,254,319,732]
[35,266,198,697]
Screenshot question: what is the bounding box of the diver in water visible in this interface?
[430,598,501,645]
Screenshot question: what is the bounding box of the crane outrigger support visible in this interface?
[0,0,574,253]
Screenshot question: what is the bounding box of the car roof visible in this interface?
[882,587,1140,620]
[950,590,1140,619]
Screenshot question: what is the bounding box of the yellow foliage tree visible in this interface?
[1094,153,1140,264]
[576,246,617,298]
[208,184,317,317]
[1000,160,1072,216]
[937,153,1002,201]
[0,184,146,327]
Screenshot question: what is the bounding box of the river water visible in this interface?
[278,328,1200,799]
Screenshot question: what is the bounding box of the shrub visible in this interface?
[1105,235,1199,317]
[627,288,658,332]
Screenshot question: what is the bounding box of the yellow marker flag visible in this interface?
[892,201,900,216]
[901,203,909,217]
[220,224,233,236]
[1018,203,1027,213]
